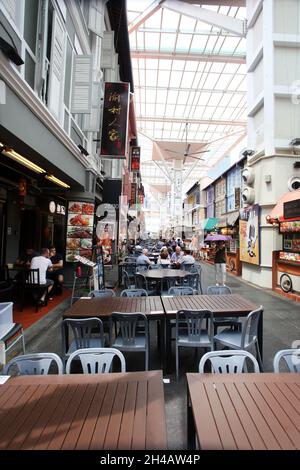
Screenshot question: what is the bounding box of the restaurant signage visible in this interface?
[130,183,137,205]
[284,199,300,220]
[130,146,141,171]
[235,187,241,209]
[100,82,130,159]
[66,201,94,262]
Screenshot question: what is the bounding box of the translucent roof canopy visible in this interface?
[127,0,247,194]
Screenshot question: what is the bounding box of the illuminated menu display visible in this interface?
[66,201,94,262]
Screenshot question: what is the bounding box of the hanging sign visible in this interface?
[100,82,130,159]
[130,183,137,206]
[130,146,141,171]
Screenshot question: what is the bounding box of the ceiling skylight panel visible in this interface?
[146,70,157,87]
[185,61,199,72]
[215,74,231,90]
[145,32,160,50]
[194,20,214,32]
[155,104,166,116]
[162,8,180,29]
[144,8,162,28]
[146,103,156,115]
[156,89,168,103]
[172,60,186,71]
[202,107,216,119]
[175,34,193,52]
[146,58,159,69]
[205,35,218,53]
[181,72,195,88]
[169,70,184,87]
[170,130,181,139]
[130,32,137,49]
[210,62,225,73]
[145,89,156,103]
[160,33,177,51]
[166,90,179,104]
[165,104,175,117]
[157,70,171,87]
[159,60,172,71]
[177,90,190,105]
[235,39,246,54]
[193,106,205,118]
[190,34,210,52]
[220,37,240,54]
[174,104,186,118]
[197,73,208,89]
[162,130,171,139]
[218,94,234,107]
[227,75,244,91]
[235,7,246,19]
[228,94,245,107]
[204,73,219,88]
[208,92,223,106]
[136,32,145,50]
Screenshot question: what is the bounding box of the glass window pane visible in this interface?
[25,51,35,89]
[24,0,39,53]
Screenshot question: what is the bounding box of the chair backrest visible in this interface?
[241,306,263,349]
[273,349,300,373]
[136,265,148,272]
[89,289,115,298]
[199,350,260,374]
[182,263,194,271]
[123,270,134,289]
[22,268,40,285]
[150,264,160,269]
[185,272,199,291]
[110,312,148,346]
[120,289,148,297]
[168,286,194,296]
[4,353,63,375]
[62,317,104,352]
[65,347,126,374]
[159,263,170,269]
[176,309,213,342]
[207,285,232,295]
[135,273,147,290]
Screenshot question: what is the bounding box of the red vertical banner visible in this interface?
[100,82,130,158]
[130,146,140,171]
[130,183,137,206]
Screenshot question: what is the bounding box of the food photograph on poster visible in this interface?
[66,201,95,262]
[239,204,260,265]
[96,221,116,264]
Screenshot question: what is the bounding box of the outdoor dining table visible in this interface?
[0,370,167,450]
[63,296,166,369]
[161,294,260,372]
[186,372,300,450]
[138,268,190,295]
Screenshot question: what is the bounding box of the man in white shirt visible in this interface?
[136,248,152,266]
[30,248,54,303]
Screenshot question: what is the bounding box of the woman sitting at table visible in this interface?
[157,248,171,265]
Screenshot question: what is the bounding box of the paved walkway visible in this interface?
[9,261,300,449]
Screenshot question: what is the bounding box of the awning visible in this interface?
[216,217,227,228]
[200,217,219,231]
[267,190,300,223]
[227,210,240,226]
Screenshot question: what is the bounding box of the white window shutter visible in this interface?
[48,10,65,121]
[82,81,103,131]
[71,54,93,114]
[88,0,104,37]
[1,0,17,23]
[101,31,114,68]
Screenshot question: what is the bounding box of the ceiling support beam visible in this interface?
[137,116,246,127]
[131,50,245,64]
[182,0,245,6]
[128,0,165,34]
[135,85,246,95]
[163,0,246,37]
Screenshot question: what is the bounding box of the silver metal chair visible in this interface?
[109,312,149,370]
[184,272,199,294]
[65,347,126,374]
[175,309,214,380]
[168,286,194,296]
[273,349,300,372]
[89,289,115,298]
[123,270,135,289]
[120,289,148,297]
[4,353,63,375]
[199,350,260,374]
[62,317,105,361]
[207,285,241,332]
[214,306,263,371]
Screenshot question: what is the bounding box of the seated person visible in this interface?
[30,248,54,304]
[16,248,38,267]
[47,246,64,294]
[136,248,152,266]
[181,253,195,266]
[157,249,171,265]
[170,246,184,267]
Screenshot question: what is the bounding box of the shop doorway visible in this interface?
[19,209,38,255]
[0,201,7,265]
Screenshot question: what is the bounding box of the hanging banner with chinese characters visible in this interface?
[130,183,137,206]
[130,146,141,171]
[100,82,130,158]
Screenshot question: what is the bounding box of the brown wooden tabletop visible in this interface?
[0,370,167,450]
[63,295,165,319]
[187,373,300,450]
[140,268,188,280]
[162,294,257,317]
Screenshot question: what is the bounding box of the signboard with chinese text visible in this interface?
[100,82,130,158]
[239,204,260,265]
[130,183,137,206]
[130,146,140,171]
[284,199,300,219]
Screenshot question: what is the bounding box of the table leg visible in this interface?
[160,316,166,373]
[258,310,263,360]
[166,317,172,374]
[187,386,196,450]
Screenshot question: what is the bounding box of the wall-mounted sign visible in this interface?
[239,204,260,265]
[130,146,140,171]
[280,220,300,233]
[66,201,95,262]
[130,183,137,206]
[100,82,130,159]
[49,201,56,213]
[284,199,300,220]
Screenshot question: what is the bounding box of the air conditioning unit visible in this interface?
[241,167,255,186]
[242,187,255,205]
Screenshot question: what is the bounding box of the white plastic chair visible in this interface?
[65,347,126,374]
[199,350,260,374]
[89,289,115,298]
[273,349,300,372]
[213,306,263,371]
[4,353,63,375]
[120,289,148,297]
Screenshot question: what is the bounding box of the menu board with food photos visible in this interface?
[66,201,95,262]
